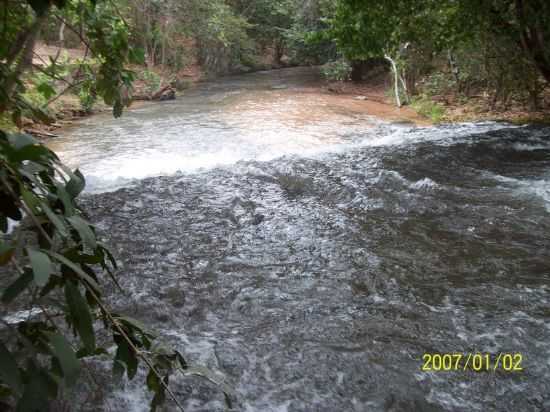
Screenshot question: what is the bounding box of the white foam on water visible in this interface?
[427,387,482,412]
[243,400,292,412]
[111,382,150,412]
[410,177,439,190]
[5,217,19,235]
[50,107,513,193]
[2,308,42,324]
[490,172,550,211]
[528,179,550,210]
[513,143,550,151]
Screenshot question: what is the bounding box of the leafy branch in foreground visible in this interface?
[0,131,189,411]
[0,1,229,411]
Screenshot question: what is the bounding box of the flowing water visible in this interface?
[49,68,550,411]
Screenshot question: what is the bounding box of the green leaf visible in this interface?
[146,369,159,391]
[116,316,151,335]
[0,215,7,232]
[0,341,23,394]
[55,183,75,216]
[98,244,123,291]
[39,202,68,237]
[150,375,167,412]
[114,337,138,379]
[20,187,40,215]
[65,282,96,352]
[113,359,125,382]
[13,144,52,163]
[100,243,118,270]
[48,251,100,292]
[175,350,188,370]
[129,48,145,65]
[2,269,33,303]
[7,133,37,150]
[36,83,57,100]
[0,241,15,265]
[65,169,85,199]
[147,370,167,412]
[65,248,103,265]
[27,248,53,287]
[46,333,80,385]
[113,100,123,118]
[67,215,97,250]
[15,372,50,412]
[39,274,61,298]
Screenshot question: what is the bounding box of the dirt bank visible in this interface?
[313,71,431,126]
[324,70,550,125]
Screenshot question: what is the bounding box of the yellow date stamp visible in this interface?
[421,353,524,372]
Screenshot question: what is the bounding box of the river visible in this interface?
[49,67,550,411]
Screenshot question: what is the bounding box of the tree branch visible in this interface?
[53,14,94,54]
[4,13,49,103]
[46,79,87,106]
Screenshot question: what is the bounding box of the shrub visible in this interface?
[321,59,352,81]
[140,70,162,95]
[411,95,446,123]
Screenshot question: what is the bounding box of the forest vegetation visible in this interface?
[2,0,549,129]
[0,0,549,411]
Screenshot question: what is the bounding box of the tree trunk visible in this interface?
[58,21,65,45]
[384,54,401,107]
[350,60,364,82]
[528,81,541,111]
[2,13,48,110]
[406,71,416,96]
[448,50,461,91]
[161,34,166,67]
[515,0,550,83]
[150,40,157,67]
[274,40,284,66]
[398,71,409,104]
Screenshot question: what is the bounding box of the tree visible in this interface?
[461,0,550,83]
[230,0,297,64]
[325,0,549,109]
[327,0,410,103]
[284,0,337,65]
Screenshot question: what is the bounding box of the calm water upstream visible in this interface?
[49,67,550,411]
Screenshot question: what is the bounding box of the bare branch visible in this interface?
[31,62,75,91]
[46,79,87,107]
[53,13,94,54]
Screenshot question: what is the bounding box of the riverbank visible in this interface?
[17,67,425,141]
[16,41,548,138]
[323,70,550,125]
[442,98,550,125]
[17,42,300,139]
[17,63,550,142]
[322,73,429,126]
